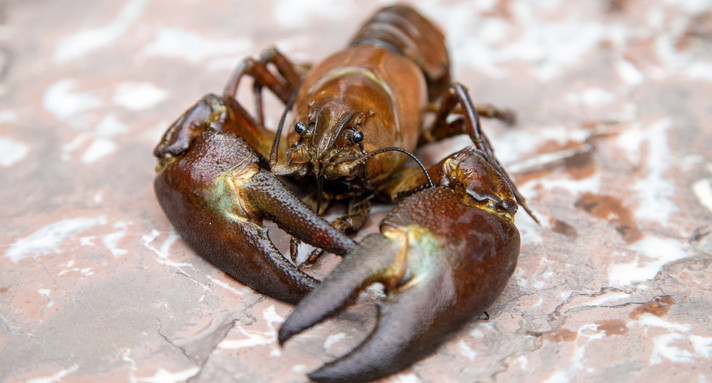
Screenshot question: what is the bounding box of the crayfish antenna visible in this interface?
[519,199,540,224]
[270,80,302,167]
[356,146,434,189]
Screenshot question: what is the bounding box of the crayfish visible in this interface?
[153,4,536,382]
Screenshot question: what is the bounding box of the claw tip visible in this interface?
[277,324,294,346]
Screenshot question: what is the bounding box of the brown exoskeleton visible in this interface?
[153,4,536,382]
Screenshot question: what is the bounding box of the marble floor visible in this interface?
[1,0,711,382]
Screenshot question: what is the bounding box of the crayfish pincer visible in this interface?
[279,147,522,383]
[153,95,355,304]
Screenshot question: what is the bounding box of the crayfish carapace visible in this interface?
[153,4,536,382]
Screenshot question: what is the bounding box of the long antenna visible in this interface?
[351,147,434,189]
[270,82,302,166]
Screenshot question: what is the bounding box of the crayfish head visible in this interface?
[434,147,518,221]
[279,71,406,193]
[283,99,371,185]
[154,94,229,171]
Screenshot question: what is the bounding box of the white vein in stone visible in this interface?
[54,0,148,63]
[5,217,107,263]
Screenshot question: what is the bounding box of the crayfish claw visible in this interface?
[306,257,453,383]
[154,101,355,304]
[280,186,520,382]
[278,235,400,346]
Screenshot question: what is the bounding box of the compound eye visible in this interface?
[352,130,364,143]
[295,122,306,135]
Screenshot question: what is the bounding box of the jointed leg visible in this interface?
[332,198,372,234]
[223,46,303,104]
[420,94,516,147]
[471,103,517,125]
[221,47,307,159]
[290,196,372,264]
[425,101,515,125]
[421,83,537,222]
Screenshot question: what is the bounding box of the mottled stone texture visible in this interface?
[1,0,711,382]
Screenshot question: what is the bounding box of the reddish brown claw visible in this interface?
[279,147,521,382]
[154,96,355,304]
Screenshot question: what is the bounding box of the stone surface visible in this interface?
[1,0,712,382]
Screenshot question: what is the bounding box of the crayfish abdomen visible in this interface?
[349,4,450,100]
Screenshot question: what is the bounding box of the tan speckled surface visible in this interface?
[2,1,712,382]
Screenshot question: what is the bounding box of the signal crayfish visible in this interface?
[153,4,537,382]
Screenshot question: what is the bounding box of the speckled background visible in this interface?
[1,0,712,382]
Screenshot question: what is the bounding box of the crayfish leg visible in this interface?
[223,47,303,107]
[331,198,372,234]
[420,83,538,222]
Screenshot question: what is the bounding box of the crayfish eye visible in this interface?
[295,121,306,135]
[352,130,364,144]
